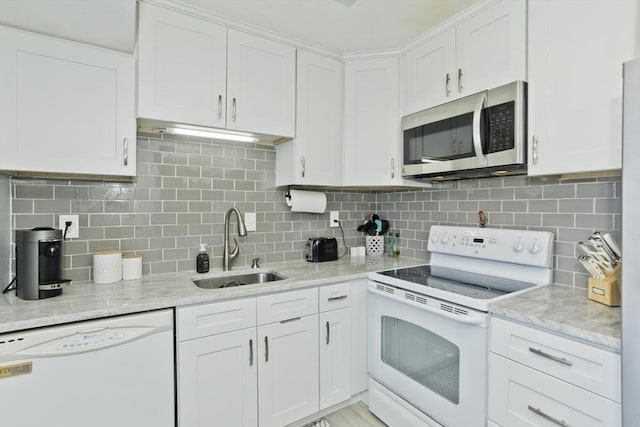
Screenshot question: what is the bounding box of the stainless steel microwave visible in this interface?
[401,81,526,181]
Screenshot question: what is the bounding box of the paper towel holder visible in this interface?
[285,186,292,202]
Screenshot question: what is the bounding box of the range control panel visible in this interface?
[428,225,554,268]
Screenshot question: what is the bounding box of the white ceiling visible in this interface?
[177,0,480,53]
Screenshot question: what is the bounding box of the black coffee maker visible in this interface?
[15,227,71,300]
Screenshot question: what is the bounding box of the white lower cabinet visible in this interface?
[488,317,621,427]
[177,328,258,427]
[258,315,319,427]
[177,284,359,427]
[319,283,352,409]
[177,298,258,427]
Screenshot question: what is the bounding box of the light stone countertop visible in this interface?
[489,284,621,352]
[0,256,425,334]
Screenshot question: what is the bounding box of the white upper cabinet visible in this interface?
[138,2,296,139]
[227,30,296,138]
[403,30,456,115]
[343,56,401,186]
[527,0,638,176]
[276,51,343,186]
[455,0,526,97]
[138,2,227,129]
[402,0,526,114]
[0,25,135,177]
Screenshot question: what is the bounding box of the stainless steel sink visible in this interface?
[193,271,287,289]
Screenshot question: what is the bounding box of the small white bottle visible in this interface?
[196,244,209,273]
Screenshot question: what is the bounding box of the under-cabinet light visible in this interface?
[164,126,260,143]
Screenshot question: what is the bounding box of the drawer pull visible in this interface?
[328,295,348,302]
[280,316,301,324]
[528,405,570,426]
[528,347,573,366]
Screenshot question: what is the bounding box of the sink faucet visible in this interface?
[223,207,248,271]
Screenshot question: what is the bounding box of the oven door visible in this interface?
[368,282,488,427]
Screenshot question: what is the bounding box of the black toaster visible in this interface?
[305,237,338,262]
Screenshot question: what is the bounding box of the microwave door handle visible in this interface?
[472,91,488,166]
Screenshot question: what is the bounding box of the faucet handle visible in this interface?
[251,257,262,269]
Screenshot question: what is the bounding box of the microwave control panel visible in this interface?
[486,101,515,153]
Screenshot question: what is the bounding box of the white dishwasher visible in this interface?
[0,309,175,427]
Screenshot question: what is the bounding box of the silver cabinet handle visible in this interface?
[232,97,237,122]
[301,157,306,178]
[123,138,128,166]
[445,73,451,96]
[325,321,330,345]
[528,405,570,426]
[532,135,539,165]
[457,68,463,92]
[328,295,348,302]
[249,339,253,366]
[217,95,223,120]
[391,158,395,179]
[529,347,573,366]
[280,317,301,324]
[264,336,269,362]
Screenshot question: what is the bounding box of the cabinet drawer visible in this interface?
[489,353,621,427]
[491,317,620,402]
[257,288,318,325]
[319,282,350,312]
[177,298,257,341]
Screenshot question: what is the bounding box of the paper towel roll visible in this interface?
[285,189,327,213]
[122,253,143,280]
[93,250,122,284]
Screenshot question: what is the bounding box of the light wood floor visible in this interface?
[323,402,387,427]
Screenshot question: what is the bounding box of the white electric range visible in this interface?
[368,225,554,427]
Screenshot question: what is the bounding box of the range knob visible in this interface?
[528,239,541,254]
[430,232,439,243]
[512,239,525,253]
[440,234,450,245]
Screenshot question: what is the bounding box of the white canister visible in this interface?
[122,253,143,280]
[93,250,122,284]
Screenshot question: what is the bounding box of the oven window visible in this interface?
[380,316,460,404]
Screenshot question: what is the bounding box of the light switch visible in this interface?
[245,212,257,232]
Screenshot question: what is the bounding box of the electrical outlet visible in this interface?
[330,211,339,228]
[244,212,257,232]
[59,215,79,239]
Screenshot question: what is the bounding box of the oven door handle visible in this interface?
[369,286,486,326]
[472,91,488,167]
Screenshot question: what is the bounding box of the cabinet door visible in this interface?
[528,0,637,176]
[257,315,319,427]
[290,51,343,186]
[177,328,258,427]
[0,25,135,176]
[319,308,351,409]
[455,0,526,96]
[227,29,295,138]
[138,2,227,128]
[403,29,456,114]
[343,57,400,186]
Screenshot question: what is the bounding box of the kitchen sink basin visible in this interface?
[192,271,287,289]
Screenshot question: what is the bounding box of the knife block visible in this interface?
[587,265,621,306]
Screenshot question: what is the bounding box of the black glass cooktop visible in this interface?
[377,264,535,300]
